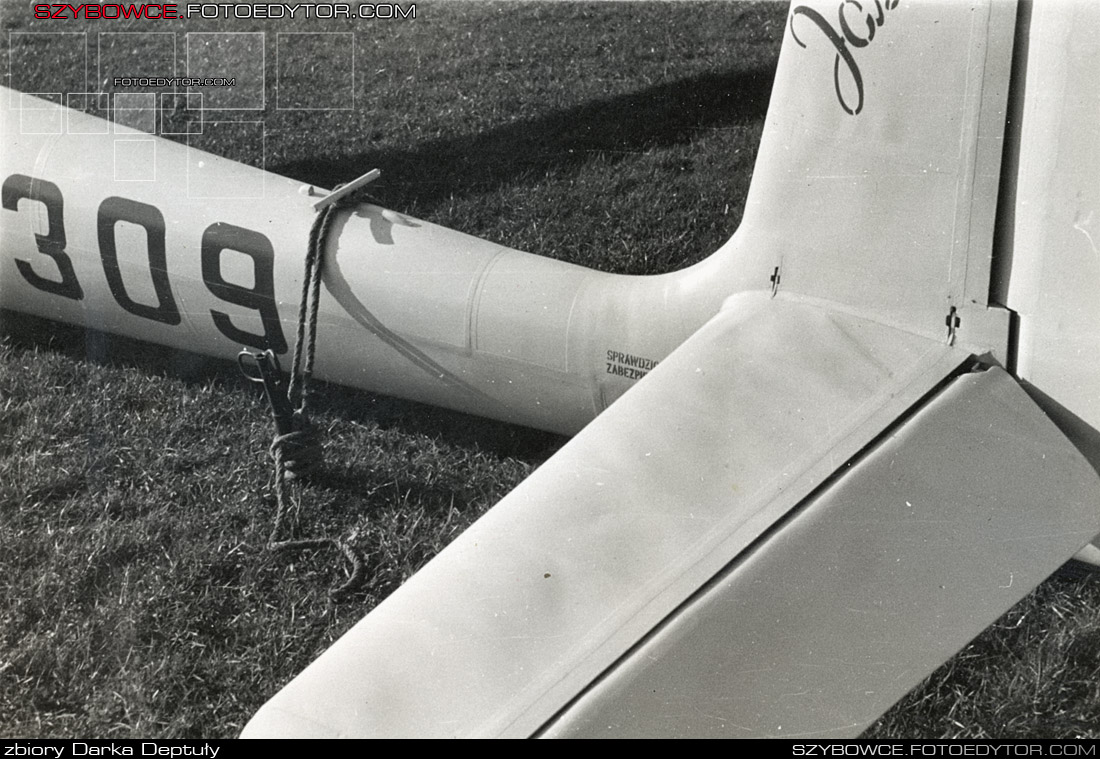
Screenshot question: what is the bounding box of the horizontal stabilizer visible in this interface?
[240,291,1100,738]
[542,365,1100,737]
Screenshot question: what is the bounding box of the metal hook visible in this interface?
[238,349,295,436]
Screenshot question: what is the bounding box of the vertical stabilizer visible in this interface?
[707,0,1015,348]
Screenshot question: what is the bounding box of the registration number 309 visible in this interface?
[2,173,288,354]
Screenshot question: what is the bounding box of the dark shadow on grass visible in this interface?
[0,308,563,463]
[307,382,564,463]
[273,64,777,213]
[0,308,233,384]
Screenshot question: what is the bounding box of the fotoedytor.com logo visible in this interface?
[33,3,417,20]
[113,77,234,86]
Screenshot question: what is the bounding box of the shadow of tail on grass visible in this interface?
[274,64,778,213]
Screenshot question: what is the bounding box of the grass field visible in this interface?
[1,0,1099,739]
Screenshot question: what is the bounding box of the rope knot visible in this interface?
[270,411,322,481]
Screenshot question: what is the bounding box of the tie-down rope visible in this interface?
[244,172,380,601]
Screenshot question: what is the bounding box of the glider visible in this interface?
[2,0,1099,738]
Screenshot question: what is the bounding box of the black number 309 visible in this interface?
[2,173,288,354]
